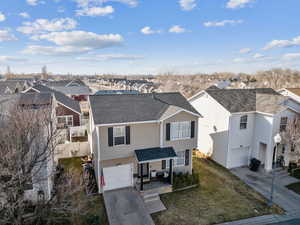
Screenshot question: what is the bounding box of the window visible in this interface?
[57,116,73,128]
[176,151,185,166]
[164,151,185,168]
[291,143,296,152]
[113,126,125,145]
[280,117,288,132]
[240,115,248,130]
[170,121,191,140]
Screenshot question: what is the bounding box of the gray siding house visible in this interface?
[89,93,200,193]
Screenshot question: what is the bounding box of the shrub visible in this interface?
[292,168,300,179]
[173,171,199,190]
[288,162,298,173]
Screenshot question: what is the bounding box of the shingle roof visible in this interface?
[18,93,52,106]
[52,86,91,95]
[30,84,81,113]
[89,92,200,125]
[206,88,287,114]
[135,147,177,162]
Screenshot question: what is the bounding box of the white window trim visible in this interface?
[113,126,126,146]
[240,115,248,130]
[279,117,288,132]
[57,115,73,127]
[170,121,191,141]
[165,151,185,168]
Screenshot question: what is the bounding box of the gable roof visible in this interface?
[28,84,81,114]
[206,88,287,114]
[90,92,200,125]
[45,79,86,88]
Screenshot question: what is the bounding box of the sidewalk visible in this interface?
[217,210,300,225]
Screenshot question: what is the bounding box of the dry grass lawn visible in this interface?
[152,157,283,225]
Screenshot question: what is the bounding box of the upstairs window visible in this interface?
[57,115,73,128]
[240,115,248,130]
[170,121,191,140]
[280,117,288,132]
[113,126,125,145]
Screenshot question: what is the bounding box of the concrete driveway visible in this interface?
[103,187,155,225]
[231,167,300,212]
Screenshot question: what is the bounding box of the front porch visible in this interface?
[134,147,177,194]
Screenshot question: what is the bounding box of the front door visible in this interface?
[138,163,149,178]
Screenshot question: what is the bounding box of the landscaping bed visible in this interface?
[152,157,283,225]
[286,182,300,195]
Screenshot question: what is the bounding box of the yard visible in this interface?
[286,182,300,195]
[58,157,108,225]
[152,157,283,225]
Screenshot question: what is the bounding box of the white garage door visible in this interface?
[230,147,250,168]
[103,164,133,191]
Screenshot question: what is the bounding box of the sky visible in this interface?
[0,0,300,75]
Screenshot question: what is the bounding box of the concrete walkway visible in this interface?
[230,167,300,212]
[103,187,155,225]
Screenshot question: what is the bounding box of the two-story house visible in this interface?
[89,93,200,193]
[190,87,300,172]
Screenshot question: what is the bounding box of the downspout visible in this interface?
[96,126,101,193]
[226,115,232,168]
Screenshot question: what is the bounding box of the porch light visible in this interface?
[274,133,282,144]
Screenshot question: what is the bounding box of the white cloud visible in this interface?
[75,0,138,8]
[100,0,138,7]
[26,0,44,6]
[0,56,27,62]
[19,12,30,18]
[33,31,123,47]
[23,31,124,56]
[76,5,114,16]
[17,18,77,34]
[0,30,17,42]
[233,54,271,63]
[179,0,196,11]
[169,25,186,33]
[263,36,300,50]
[226,0,255,9]
[239,48,251,54]
[140,26,161,35]
[282,53,300,61]
[204,20,243,27]
[22,45,92,56]
[253,53,265,59]
[78,53,143,61]
[0,12,6,22]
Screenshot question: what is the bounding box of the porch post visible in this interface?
[140,163,144,191]
[169,159,173,184]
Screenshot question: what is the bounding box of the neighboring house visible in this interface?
[0,93,55,202]
[89,93,200,193]
[189,88,300,172]
[0,80,29,94]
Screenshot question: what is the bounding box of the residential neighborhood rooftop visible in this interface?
[89,92,200,125]
[206,88,287,114]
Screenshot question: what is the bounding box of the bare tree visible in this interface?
[0,103,88,225]
[282,115,300,164]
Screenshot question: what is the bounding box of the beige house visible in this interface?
[89,93,200,193]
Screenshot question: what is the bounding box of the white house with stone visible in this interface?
[189,87,300,172]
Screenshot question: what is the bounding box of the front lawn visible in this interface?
[286,182,300,195]
[58,157,108,225]
[152,157,283,225]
